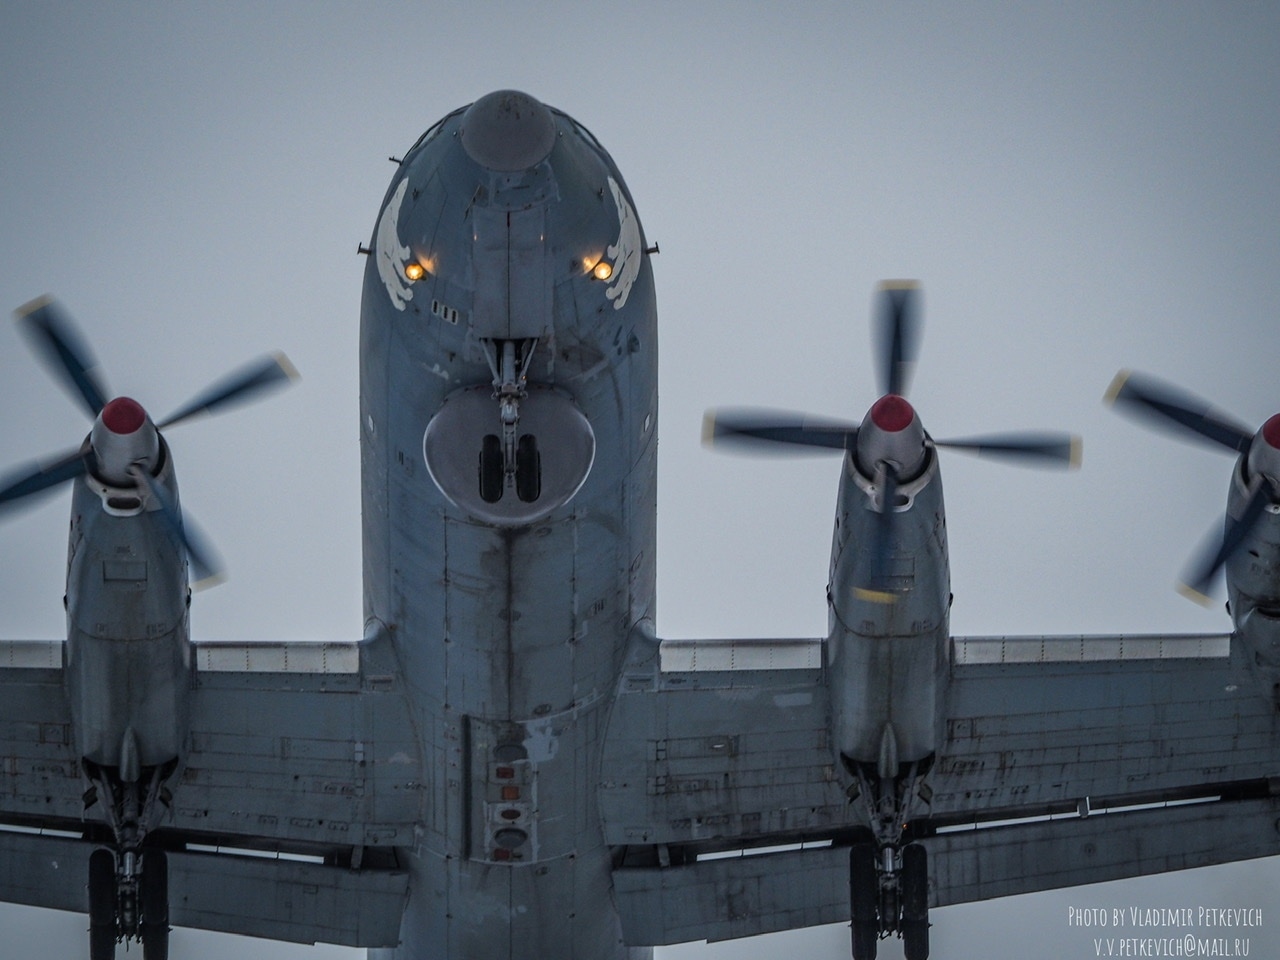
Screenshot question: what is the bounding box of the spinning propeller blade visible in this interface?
[1176,479,1274,606]
[854,463,899,605]
[0,446,90,509]
[1105,369,1276,602]
[703,409,858,453]
[704,281,1082,604]
[157,352,299,429]
[15,296,110,418]
[3,298,296,587]
[933,432,1083,468]
[130,467,226,590]
[875,281,920,400]
[1105,370,1253,455]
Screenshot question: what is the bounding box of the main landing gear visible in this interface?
[849,833,929,960]
[847,760,932,959]
[83,753,173,959]
[89,847,169,960]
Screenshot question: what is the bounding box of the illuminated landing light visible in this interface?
[592,259,614,281]
[404,262,425,282]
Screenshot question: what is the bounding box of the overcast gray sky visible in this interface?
[2,2,1279,958]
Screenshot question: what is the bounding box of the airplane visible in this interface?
[0,88,1277,960]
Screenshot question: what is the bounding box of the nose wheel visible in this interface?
[478,433,542,504]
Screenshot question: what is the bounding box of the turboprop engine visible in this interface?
[705,281,1081,960]
[706,282,1082,771]
[1107,371,1280,685]
[0,296,296,960]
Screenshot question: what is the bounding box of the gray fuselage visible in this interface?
[358,92,657,959]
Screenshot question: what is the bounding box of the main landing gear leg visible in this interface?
[848,838,931,960]
[86,848,170,960]
[83,755,173,959]
[847,762,933,959]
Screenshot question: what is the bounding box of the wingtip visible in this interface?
[1103,369,1133,407]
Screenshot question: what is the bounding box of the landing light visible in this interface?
[404,262,425,282]
[592,260,614,281]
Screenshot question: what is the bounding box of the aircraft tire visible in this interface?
[901,843,929,960]
[515,434,541,502]
[479,434,503,503]
[140,850,170,960]
[88,848,117,960]
[849,832,878,960]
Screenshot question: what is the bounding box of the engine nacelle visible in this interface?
[827,445,949,771]
[65,444,191,771]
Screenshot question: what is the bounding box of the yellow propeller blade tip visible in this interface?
[272,351,301,382]
[1069,436,1084,469]
[1175,581,1213,607]
[192,572,228,593]
[854,587,898,605]
[13,294,55,320]
[1103,369,1133,406]
[701,411,718,447]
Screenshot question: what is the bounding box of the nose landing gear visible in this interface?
[476,339,543,505]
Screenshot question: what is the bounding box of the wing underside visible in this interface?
[0,632,421,947]
[600,633,1280,946]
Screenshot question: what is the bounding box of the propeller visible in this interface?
[1,296,297,588]
[1104,370,1254,455]
[705,281,1082,602]
[1105,369,1277,604]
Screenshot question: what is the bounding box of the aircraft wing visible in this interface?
[600,631,1280,946]
[0,630,421,947]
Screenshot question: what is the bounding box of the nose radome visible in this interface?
[460,90,557,172]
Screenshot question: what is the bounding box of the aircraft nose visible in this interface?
[460,90,556,171]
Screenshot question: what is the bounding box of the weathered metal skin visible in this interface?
[65,438,191,770]
[360,92,657,959]
[827,442,950,770]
